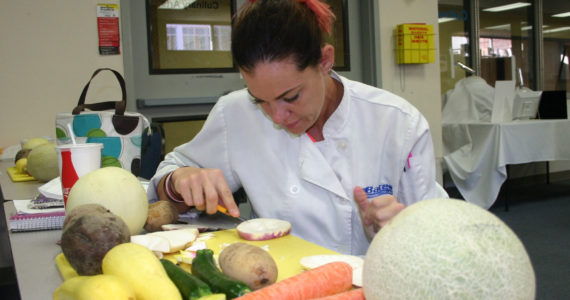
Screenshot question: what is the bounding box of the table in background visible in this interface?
[443,119,570,209]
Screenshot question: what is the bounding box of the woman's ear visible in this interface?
[319,44,335,74]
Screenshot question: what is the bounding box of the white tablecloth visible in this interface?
[443,119,570,208]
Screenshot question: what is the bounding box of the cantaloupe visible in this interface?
[66,167,149,235]
[363,198,535,300]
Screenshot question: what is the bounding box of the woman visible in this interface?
[148,0,447,255]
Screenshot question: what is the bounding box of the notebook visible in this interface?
[8,198,66,232]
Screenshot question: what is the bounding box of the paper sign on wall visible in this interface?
[97,4,120,55]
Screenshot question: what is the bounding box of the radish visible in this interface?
[236,218,291,241]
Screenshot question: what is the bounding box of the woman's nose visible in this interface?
[269,102,289,125]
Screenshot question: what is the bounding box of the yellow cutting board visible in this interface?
[56,229,338,282]
[196,229,338,282]
[7,166,36,182]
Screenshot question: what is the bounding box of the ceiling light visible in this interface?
[485,24,511,30]
[521,25,548,31]
[543,26,570,34]
[552,12,570,18]
[438,17,456,24]
[482,2,531,12]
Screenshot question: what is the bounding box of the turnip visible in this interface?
[236,218,291,241]
[66,167,149,235]
[148,228,199,252]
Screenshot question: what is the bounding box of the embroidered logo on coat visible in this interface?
[363,184,393,198]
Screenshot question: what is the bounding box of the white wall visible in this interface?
[375,0,444,181]
[0,0,124,147]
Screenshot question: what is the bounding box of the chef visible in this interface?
[148,0,447,256]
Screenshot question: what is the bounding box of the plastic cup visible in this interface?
[55,143,103,207]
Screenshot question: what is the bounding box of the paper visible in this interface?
[38,177,63,200]
[491,80,516,123]
[13,199,64,214]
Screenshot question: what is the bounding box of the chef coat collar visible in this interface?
[322,72,350,138]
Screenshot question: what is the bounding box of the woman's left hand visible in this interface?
[353,186,405,240]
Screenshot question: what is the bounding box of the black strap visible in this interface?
[72,68,127,115]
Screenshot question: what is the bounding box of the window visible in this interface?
[439,0,570,92]
[542,0,570,91]
[166,24,213,51]
[438,0,470,96]
[479,0,534,88]
[147,0,236,74]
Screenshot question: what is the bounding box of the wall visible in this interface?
[0,0,124,147]
[375,0,445,181]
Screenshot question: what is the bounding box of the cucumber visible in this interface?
[160,259,213,300]
[191,249,252,299]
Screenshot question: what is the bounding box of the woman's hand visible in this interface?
[164,166,240,217]
[353,186,405,240]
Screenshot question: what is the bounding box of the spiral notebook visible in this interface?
[8,199,66,232]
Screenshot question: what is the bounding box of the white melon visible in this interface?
[363,198,535,300]
[67,167,148,235]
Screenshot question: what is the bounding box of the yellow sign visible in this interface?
[396,24,435,64]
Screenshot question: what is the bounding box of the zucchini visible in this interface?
[191,249,252,299]
[160,259,213,300]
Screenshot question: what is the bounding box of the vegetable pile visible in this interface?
[55,206,362,300]
[55,170,361,300]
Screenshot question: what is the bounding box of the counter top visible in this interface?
[0,161,42,200]
[1,160,242,300]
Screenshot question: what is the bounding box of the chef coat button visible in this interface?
[290,185,300,194]
[338,141,347,150]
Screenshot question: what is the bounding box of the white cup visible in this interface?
[55,143,103,206]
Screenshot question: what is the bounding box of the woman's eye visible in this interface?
[249,96,264,105]
[283,94,299,102]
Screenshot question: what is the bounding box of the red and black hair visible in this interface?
[231,0,335,73]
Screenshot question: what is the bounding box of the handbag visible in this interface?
[55,68,150,177]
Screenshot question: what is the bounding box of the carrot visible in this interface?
[235,262,353,300]
[311,288,365,300]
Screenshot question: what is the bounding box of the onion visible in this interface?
[236,218,291,241]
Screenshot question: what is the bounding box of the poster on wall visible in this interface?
[97,4,120,55]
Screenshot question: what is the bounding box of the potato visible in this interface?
[144,200,179,232]
[219,242,278,290]
[61,209,130,275]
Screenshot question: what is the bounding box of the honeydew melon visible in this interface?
[363,198,535,300]
[22,137,50,150]
[27,143,58,182]
[66,167,148,235]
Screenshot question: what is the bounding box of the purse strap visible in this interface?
[72,68,127,115]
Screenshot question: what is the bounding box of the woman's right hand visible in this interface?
[166,166,240,218]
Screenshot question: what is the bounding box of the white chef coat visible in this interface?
[148,74,447,256]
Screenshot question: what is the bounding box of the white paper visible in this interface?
[12,199,64,214]
[491,80,516,123]
[38,177,63,200]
